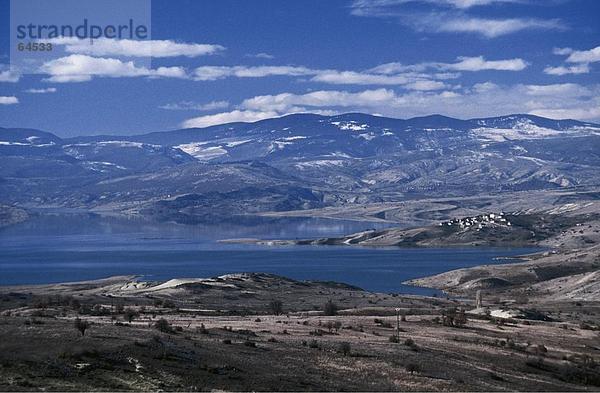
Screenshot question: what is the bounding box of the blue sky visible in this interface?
[0,0,599,137]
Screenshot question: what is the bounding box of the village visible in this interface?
[440,212,512,231]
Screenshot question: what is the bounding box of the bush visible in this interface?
[339,341,351,356]
[244,340,256,347]
[124,308,139,323]
[69,298,81,310]
[323,300,338,316]
[154,318,173,333]
[74,318,90,336]
[308,339,320,349]
[269,300,283,315]
[389,335,399,343]
[334,321,342,332]
[406,363,421,374]
[404,338,415,347]
[198,323,208,334]
[222,339,232,344]
[525,357,546,370]
[162,300,176,309]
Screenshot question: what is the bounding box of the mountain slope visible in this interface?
[1,113,599,216]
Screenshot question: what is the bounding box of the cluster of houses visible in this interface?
[439,213,512,231]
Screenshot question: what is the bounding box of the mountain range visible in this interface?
[1,113,599,222]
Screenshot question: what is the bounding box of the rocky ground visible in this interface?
[0,273,599,391]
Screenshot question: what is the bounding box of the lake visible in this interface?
[0,213,537,295]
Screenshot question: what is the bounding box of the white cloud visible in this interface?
[529,106,600,121]
[447,56,528,71]
[435,17,563,38]
[246,52,275,59]
[241,89,399,112]
[190,56,524,89]
[0,69,20,83]
[565,45,600,64]
[472,81,498,93]
[193,65,313,81]
[351,0,527,12]
[160,100,229,111]
[311,70,411,85]
[180,89,402,127]
[182,110,280,128]
[24,87,57,94]
[524,83,591,97]
[39,54,188,83]
[193,65,452,88]
[553,47,573,56]
[47,37,225,58]
[181,82,600,127]
[370,56,527,74]
[0,96,19,105]
[544,64,590,76]
[546,45,600,76]
[442,0,525,8]
[350,0,565,38]
[405,80,449,91]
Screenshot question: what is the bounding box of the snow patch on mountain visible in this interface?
[225,139,252,147]
[294,159,346,169]
[176,142,227,160]
[331,121,369,131]
[472,124,563,142]
[0,139,56,147]
[357,133,376,141]
[280,136,307,141]
[82,161,127,172]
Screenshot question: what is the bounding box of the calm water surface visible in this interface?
[0,214,537,295]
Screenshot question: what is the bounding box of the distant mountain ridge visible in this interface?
[1,113,599,219]
[60,113,600,145]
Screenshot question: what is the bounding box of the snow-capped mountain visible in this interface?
[1,113,599,216]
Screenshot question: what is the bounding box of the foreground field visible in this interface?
[0,274,599,391]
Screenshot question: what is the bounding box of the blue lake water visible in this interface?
[0,213,537,295]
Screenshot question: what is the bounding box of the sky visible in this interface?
[0,0,599,137]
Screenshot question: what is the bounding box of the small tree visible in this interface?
[162,300,176,309]
[406,363,421,374]
[154,318,173,333]
[69,298,81,310]
[334,321,342,332]
[324,321,334,333]
[454,308,467,327]
[124,308,139,323]
[323,300,338,316]
[269,299,284,315]
[339,342,351,356]
[74,318,90,336]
